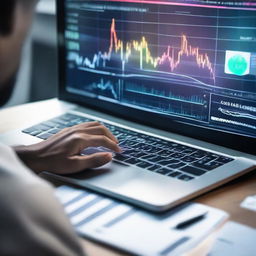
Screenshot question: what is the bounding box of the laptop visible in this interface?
[1,0,255,212]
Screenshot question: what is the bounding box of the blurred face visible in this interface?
[0,0,36,105]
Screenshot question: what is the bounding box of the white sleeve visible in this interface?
[0,144,86,256]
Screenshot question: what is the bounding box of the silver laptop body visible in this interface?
[1,0,255,212]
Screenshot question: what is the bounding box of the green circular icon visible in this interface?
[228,54,248,76]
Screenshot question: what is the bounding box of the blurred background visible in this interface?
[5,0,57,107]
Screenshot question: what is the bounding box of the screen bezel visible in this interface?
[57,0,256,155]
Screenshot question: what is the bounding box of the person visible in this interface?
[0,1,121,255]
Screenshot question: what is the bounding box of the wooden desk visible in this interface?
[1,99,255,255]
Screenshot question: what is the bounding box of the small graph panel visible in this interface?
[81,75,210,122]
[210,94,256,133]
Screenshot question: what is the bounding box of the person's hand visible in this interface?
[14,121,121,175]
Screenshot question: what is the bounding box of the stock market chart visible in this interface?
[64,0,256,137]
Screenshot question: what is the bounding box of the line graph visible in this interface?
[85,77,208,105]
[69,18,215,82]
[91,79,119,100]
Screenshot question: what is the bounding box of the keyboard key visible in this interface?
[153,142,166,148]
[29,130,42,136]
[56,124,67,129]
[36,132,53,140]
[65,122,77,127]
[112,130,123,136]
[136,161,152,169]
[51,118,68,126]
[114,154,130,162]
[121,149,137,155]
[216,156,233,164]
[174,145,190,152]
[170,153,186,159]
[147,164,161,172]
[156,168,173,175]
[42,121,57,128]
[167,145,183,152]
[166,142,179,148]
[132,152,148,158]
[122,141,139,147]
[69,120,85,125]
[140,154,158,161]
[193,156,218,166]
[208,153,220,158]
[158,150,173,157]
[168,162,186,169]
[141,145,155,151]
[33,124,51,132]
[145,147,163,154]
[48,128,62,134]
[167,171,181,177]
[146,139,161,146]
[158,159,180,166]
[180,166,206,176]
[148,155,167,163]
[60,113,80,121]
[181,156,197,163]
[182,148,197,154]
[126,136,146,142]
[124,158,141,165]
[178,175,194,181]
[133,143,148,150]
[191,150,208,159]
[22,127,37,134]
[139,134,151,139]
[193,161,223,171]
[205,161,223,170]
[22,124,53,135]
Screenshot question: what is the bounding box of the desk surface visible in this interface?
[1,99,255,255]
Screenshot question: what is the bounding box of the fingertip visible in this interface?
[114,147,120,153]
[97,152,112,166]
[96,152,113,162]
[109,135,118,144]
[104,152,113,160]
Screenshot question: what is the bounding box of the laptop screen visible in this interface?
[60,0,256,152]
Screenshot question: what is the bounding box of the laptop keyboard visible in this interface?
[22,113,234,182]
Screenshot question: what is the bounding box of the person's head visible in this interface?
[0,0,37,106]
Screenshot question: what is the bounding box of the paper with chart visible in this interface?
[56,185,228,256]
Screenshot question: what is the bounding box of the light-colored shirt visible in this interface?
[0,143,86,256]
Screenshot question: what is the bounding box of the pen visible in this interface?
[174,211,208,230]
